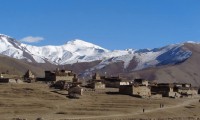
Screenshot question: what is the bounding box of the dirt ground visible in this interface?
[0,83,199,120]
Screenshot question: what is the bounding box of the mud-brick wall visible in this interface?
[132,86,151,96]
[55,76,74,82]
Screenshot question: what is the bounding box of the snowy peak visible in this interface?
[0,34,21,46]
[0,34,115,65]
[66,39,98,47]
[66,39,94,47]
[65,39,109,52]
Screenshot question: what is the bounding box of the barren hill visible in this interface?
[127,43,200,87]
[0,55,56,77]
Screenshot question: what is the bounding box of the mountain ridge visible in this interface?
[0,34,193,69]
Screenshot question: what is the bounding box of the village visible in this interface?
[1,68,199,99]
[0,68,200,120]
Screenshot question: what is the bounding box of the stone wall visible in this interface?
[132,86,151,97]
[55,76,74,82]
[151,86,172,97]
[93,82,105,89]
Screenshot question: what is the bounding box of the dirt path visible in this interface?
[67,97,199,120]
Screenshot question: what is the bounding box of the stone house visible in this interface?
[172,83,197,97]
[104,76,122,88]
[47,69,79,90]
[151,83,197,98]
[175,87,198,97]
[45,69,75,82]
[119,78,151,97]
[151,83,180,98]
[118,78,197,98]
[24,70,35,83]
[88,73,105,90]
[0,73,23,84]
[0,78,22,84]
[68,85,83,99]
[90,74,130,88]
[119,84,151,97]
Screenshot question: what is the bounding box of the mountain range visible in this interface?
[0,34,200,87]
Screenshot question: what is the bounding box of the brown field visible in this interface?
[0,83,199,120]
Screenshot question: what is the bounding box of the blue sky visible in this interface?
[1,0,200,50]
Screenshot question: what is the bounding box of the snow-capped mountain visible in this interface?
[0,34,129,65]
[84,44,192,75]
[0,34,193,72]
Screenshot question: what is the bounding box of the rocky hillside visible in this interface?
[125,43,200,87]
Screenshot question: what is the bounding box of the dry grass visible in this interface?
[0,83,199,120]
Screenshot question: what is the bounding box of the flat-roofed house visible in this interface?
[68,85,83,99]
[151,83,181,98]
[151,83,197,98]
[89,73,105,90]
[119,84,151,97]
[24,70,35,83]
[45,69,75,82]
[175,87,198,97]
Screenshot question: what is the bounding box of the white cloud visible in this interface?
[20,36,44,43]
